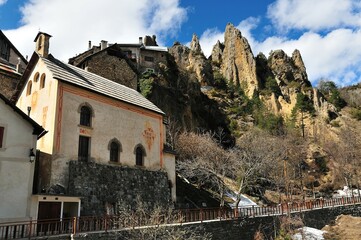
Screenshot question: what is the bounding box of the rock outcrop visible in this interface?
[268,49,311,90]
[218,23,258,97]
[211,40,224,66]
[169,35,214,86]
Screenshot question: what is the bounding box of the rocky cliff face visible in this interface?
[216,23,258,97]
[268,49,310,89]
[144,51,230,140]
[169,35,214,86]
[164,23,338,136]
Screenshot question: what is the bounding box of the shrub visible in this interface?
[329,89,347,110]
[350,108,361,120]
[139,78,153,97]
[254,111,285,135]
[330,120,341,128]
[261,76,282,97]
[315,156,329,173]
[213,71,228,90]
[292,92,315,116]
[229,119,241,137]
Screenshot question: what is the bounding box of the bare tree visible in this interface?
[233,129,291,207]
[165,116,181,149]
[176,131,236,206]
[116,196,211,240]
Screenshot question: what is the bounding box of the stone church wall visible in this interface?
[68,161,172,216]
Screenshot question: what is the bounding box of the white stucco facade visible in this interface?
[0,96,41,223]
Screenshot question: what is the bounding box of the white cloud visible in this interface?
[268,0,361,31]
[0,0,7,6]
[4,0,187,61]
[254,29,361,87]
[199,28,223,57]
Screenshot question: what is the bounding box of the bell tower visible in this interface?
[34,32,52,58]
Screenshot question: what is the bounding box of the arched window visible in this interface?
[134,144,146,166]
[40,73,46,89]
[26,81,32,96]
[108,139,122,162]
[34,72,40,82]
[80,106,91,126]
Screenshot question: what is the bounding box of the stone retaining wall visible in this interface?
[68,161,172,216]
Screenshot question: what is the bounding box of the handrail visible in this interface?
[0,196,360,239]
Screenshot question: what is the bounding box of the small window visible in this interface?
[135,145,145,166]
[78,136,90,162]
[144,56,154,62]
[80,106,92,126]
[0,126,4,148]
[34,72,40,82]
[110,142,120,162]
[26,81,32,96]
[40,73,46,89]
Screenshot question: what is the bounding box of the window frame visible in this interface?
[26,81,33,96]
[134,144,146,166]
[40,73,46,89]
[108,138,122,163]
[34,72,40,82]
[144,56,154,62]
[0,126,4,149]
[79,106,92,127]
[78,135,90,162]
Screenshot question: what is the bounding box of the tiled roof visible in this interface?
[143,46,168,52]
[42,55,164,115]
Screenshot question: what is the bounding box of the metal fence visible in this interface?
[1,196,361,239]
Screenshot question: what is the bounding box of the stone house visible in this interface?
[68,36,168,90]
[0,30,28,99]
[0,92,46,222]
[16,32,176,216]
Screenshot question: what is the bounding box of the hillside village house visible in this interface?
[0,92,46,223]
[68,35,168,90]
[16,32,175,217]
[0,30,28,99]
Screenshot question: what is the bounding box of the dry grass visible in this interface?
[323,215,361,240]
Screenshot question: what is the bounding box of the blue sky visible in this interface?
[1,0,361,87]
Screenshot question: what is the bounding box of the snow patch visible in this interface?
[293,227,326,240]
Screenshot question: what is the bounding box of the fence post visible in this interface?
[200,208,203,223]
[104,215,108,233]
[252,206,255,217]
[72,217,77,235]
[28,218,33,239]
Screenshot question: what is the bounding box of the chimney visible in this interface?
[34,32,52,58]
[139,37,143,45]
[16,57,20,72]
[88,41,92,50]
[100,40,108,50]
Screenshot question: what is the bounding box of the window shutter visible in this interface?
[0,127,4,148]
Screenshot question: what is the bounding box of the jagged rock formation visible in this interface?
[216,23,258,97]
[268,49,310,89]
[169,35,214,86]
[211,40,224,66]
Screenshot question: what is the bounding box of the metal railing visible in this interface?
[1,196,361,239]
